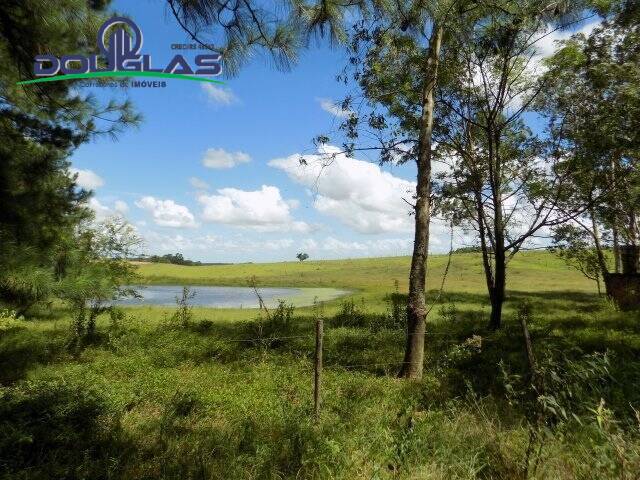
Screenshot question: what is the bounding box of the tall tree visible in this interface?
[165,0,456,378]
[0,0,139,311]
[537,1,640,286]
[433,0,596,329]
[311,1,462,378]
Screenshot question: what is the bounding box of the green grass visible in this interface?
[133,251,597,317]
[1,252,639,479]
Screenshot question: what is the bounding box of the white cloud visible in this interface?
[114,200,129,213]
[189,177,210,190]
[71,168,104,190]
[531,20,600,68]
[317,97,352,118]
[135,196,197,228]
[139,231,297,256]
[88,197,129,221]
[268,146,415,234]
[198,185,311,232]
[202,148,251,169]
[264,238,295,250]
[89,198,113,221]
[300,238,318,250]
[286,199,300,209]
[201,83,238,105]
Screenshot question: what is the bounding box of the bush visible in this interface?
[331,298,370,328]
[0,379,127,479]
[170,286,196,328]
[0,308,24,332]
[332,292,405,332]
[245,300,297,349]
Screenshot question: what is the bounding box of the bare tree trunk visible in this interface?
[590,207,609,276]
[489,246,506,330]
[488,129,505,330]
[613,227,621,273]
[630,209,638,247]
[610,157,622,273]
[400,24,443,380]
[477,193,494,297]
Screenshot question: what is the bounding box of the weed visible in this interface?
[171,286,196,328]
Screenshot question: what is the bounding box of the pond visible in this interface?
[114,285,350,308]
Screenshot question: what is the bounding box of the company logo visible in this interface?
[17,17,223,86]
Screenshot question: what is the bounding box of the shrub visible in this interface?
[0,308,24,332]
[246,300,297,349]
[170,286,196,328]
[331,298,369,328]
[0,379,126,479]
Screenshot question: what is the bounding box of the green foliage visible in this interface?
[0,378,127,479]
[551,224,608,289]
[331,291,406,332]
[145,252,203,266]
[0,267,54,316]
[332,298,370,328]
[0,309,24,332]
[169,286,196,328]
[57,218,142,341]
[0,272,639,478]
[0,0,140,313]
[538,4,640,263]
[245,299,297,349]
[382,280,406,331]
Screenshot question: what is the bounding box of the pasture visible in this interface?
[1,252,639,479]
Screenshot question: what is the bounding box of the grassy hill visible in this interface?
[135,250,596,293]
[1,252,639,479]
[132,251,598,323]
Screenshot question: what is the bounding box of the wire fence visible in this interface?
[193,325,495,379]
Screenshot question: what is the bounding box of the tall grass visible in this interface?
[0,253,638,479]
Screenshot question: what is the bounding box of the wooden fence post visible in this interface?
[314,316,323,420]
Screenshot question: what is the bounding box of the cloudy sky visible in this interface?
[70,0,599,262]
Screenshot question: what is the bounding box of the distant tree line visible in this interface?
[140,253,203,266]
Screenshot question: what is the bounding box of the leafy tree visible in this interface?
[0,0,140,310]
[537,1,640,286]
[429,0,595,329]
[296,252,309,262]
[314,0,472,379]
[57,217,142,340]
[326,0,587,370]
[550,224,607,294]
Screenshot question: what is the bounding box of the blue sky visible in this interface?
[70,0,599,262]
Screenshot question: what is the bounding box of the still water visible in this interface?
[114,285,349,308]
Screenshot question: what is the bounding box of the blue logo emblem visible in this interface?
[19,16,223,85]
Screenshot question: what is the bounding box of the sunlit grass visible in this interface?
[2,252,638,479]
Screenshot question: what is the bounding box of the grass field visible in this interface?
[1,252,639,479]
[132,251,596,319]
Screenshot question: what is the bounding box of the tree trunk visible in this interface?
[399,24,443,380]
[613,227,621,274]
[590,207,609,276]
[488,130,505,330]
[475,185,495,311]
[489,246,505,330]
